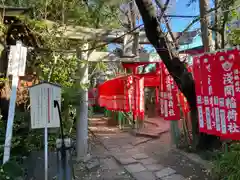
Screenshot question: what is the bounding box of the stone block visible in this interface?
[155,167,176,178]
[132,171,157,180]
[161,174,185,180]
[85,158,100,170]
[124,163,146,173]
[117,157,137,165]
[121,144,134,150]
[131,138,151,146]
[132,153,149,160]
[144,164,164,171]
[101,158,120,170]
[100,169,131,180]
[140,158,158,165]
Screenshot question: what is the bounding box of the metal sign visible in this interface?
[29,82,61,129]
[29,82,61,180]
[7,41,27,76]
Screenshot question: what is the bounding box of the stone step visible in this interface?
[89,118,109,126]
[132,126,170,138]
[89,120,108,126]
[144,119,159,127]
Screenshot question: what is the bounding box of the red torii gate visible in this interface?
[122,62,161,112]
[97,74,145,120]
[96,62,162,118]
[95,61,191,122]
[121,61,191,117]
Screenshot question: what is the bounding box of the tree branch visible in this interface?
[176,5,222,40]
[134,1,201,148]
[157,0,170,20]
[134,0,196,105]
[155,0,178,48]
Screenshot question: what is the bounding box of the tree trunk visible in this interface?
[134,0,217,150]
[199,0,213,52]
[214,0,221,50]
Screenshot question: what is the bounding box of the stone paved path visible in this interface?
[102,137,186,180]
[87,116,212,180]
[73,136,134,180]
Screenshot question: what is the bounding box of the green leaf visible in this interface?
[2,161,23,178]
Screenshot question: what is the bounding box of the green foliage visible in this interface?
[0,160,23,180]
[211,143,240,180]
[228,28,240,45]
[0,114,23,180]
[187,0,239,46]
[226,4,240,45]
[0,1,122,178]
[6,0,121,28]
[0,77,8,87]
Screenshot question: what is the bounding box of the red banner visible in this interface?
[159,63,180,120]
[193,48,240,140]
[159,62,166,117]
[193,56,205,133]
[214,49,240,139]
[200,53,217,135]
[136,77,145,119]
[178,93,190,116]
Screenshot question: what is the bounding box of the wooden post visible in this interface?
[118,112,122,129]
[170,121,180,147]
[3,41,27,164]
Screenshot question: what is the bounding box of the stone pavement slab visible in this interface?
[85,158,100,170]
[155,167,176,178]
[100,157,120,170]
[161,174,185,180]
[124,163,146,173]
[125,148,140,155]
[121,144,134,149]
[144,164,165,171]
[132,153,149,160]
[131,137,152,146]
[89,116,211,180]
[134,129,161,138]
[100,169,133,180]
[109,147,122,153]
[140,157,158,165]
[116,157,138,165]
[132,171,157,180]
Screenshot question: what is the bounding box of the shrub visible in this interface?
[211,143,240,180]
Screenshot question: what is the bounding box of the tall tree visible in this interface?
[210,0,238,48]
[134,0,217,149]
[199,0,214,51]
[0,0,122,160]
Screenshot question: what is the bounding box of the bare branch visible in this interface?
[157,0,170,19]
[155,0,177,48]
[176,5,221,40]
